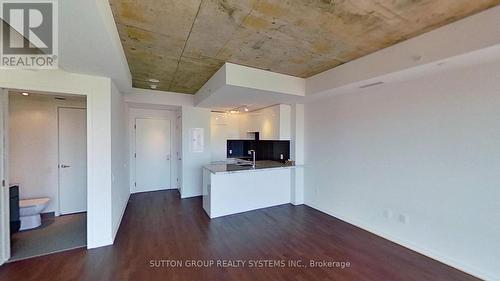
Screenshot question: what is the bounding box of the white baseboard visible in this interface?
[305,202,494,281]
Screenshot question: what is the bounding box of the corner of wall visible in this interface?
[112,192,130,242]
[180,106,211,198]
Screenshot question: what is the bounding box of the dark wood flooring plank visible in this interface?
[0,190,480,281]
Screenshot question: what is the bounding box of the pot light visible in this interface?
[148,78,160,83]
[21,92,29,96]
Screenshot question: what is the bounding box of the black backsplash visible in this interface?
[227,140,290,162]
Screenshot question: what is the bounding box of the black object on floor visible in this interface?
[9,185,20,234]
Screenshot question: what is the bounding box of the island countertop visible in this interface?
[203,160,295,174]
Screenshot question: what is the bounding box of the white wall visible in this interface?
[58,0,131,91]
[0,69,115,249]
[128,107,181,191]
[304,61,500,280]
[8,93,86,214]
[290,104,304,205]
[111,83,129,241]
[181,106,211,198]
[125,89,194,107]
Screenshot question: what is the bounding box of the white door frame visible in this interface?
[176,114,182,195]
[131,117,173,193]
[0,89,10,265]
[57,106,87,216]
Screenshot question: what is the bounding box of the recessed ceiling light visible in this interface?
[150,84,157,89]
[148,78,160,83]
[21,92,29,96]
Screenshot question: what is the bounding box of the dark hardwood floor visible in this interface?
[0,190,479,281]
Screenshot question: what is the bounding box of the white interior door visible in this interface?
[135,118,171,193]
[58,108,87,215]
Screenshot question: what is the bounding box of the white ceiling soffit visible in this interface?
[305,5,500,101]
[195,63,306,111]
[125,88,195,107]
[127,102,181,111]
[197,84,305,112]
[58,0,131,92]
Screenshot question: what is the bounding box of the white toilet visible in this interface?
[19,198,50,231]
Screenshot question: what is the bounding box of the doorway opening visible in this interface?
[7,90,87,261]
[128,105,181,195]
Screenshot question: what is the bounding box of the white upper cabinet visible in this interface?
[210,104,292,161]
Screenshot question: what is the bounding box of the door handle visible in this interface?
[60,164,70,168]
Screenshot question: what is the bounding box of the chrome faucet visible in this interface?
[249,150,256,168]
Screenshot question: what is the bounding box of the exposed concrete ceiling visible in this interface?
[109,0,500,94]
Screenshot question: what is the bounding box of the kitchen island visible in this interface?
[202,161,294,218]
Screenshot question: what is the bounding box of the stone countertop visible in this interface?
[203,160,295,174]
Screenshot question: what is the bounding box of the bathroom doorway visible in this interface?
[7,90,88,261]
